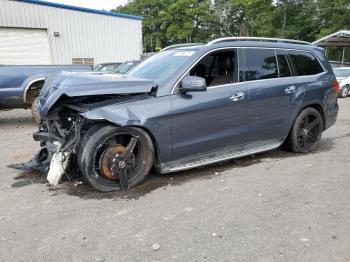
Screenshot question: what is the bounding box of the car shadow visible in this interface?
[0,116,34,126]
[10,137,335,199]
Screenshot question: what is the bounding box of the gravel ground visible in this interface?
[0,99,349,262]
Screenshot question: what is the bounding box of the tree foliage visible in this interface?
[113,0,350,52]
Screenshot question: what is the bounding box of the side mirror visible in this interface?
[179,76,207,93]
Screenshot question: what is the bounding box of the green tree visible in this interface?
[316,0,350,38]
[114,0,174,52]
[272,0,320,41]
[162,0,212,43]
[210,0,245,37]
[112,0,350,50]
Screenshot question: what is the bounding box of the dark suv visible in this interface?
[20,37,339,192]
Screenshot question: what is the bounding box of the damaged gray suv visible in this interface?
[14,37,339,192]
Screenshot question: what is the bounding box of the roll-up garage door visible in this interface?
[0,27,52,65]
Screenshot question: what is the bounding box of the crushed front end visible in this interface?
[33,103,87,185]
[8,71,156,188]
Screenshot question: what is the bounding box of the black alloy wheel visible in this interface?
[285,107,324,153]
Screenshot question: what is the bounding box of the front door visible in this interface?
[171,49,248,161]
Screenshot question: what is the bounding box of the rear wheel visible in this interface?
[78,125,154,192]
[285,107,324,153]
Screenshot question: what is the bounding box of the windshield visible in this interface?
[115,62,137,74]
[128,50,196,84]
[93,64,103,71]
[334,68,350,78]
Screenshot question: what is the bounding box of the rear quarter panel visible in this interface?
[304,49,338,129]
[290,61,338,132]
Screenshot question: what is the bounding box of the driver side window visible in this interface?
[189,49,237,87]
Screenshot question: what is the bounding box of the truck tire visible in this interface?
[31,97,40,124]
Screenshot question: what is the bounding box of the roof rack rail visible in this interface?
[161,43,203,51]
[207,37,312,46]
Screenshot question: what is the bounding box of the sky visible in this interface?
[46,0,129,11]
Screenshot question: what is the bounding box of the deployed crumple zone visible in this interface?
[9,37,339,192]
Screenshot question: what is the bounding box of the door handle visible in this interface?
[230,92,245,102]
[285,85,296,94]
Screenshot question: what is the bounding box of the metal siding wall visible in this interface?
[0,0,142,64]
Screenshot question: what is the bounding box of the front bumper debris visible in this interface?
[7,145,52,173]
[47,151,71,187]
[7,157,48,173]
[8,141,71,187]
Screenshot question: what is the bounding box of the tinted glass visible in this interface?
[99,65,109,71]
[245,49,278,81]
[288,51,323,76]
[276,50,292,77]
[93,64,103,71]
[189,50,236,87]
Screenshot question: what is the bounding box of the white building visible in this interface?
[0,0,143,65]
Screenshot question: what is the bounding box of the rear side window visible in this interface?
[276,50,292,77]
[288,51,324,76]
[244,49,278,81]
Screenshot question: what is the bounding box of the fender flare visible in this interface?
[23,77,45,103]
[285,101,326,141]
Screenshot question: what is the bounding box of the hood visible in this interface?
[38,71,155,117]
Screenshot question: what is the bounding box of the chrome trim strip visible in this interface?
[171,47,326,95]
[23,78,45,103]
[160,139,283,173]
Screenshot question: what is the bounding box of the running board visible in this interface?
[160,139,283,173]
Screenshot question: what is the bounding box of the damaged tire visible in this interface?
[78,125,155,192]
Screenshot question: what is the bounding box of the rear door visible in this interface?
[243,48,304,142]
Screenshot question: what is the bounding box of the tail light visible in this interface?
[332,80,340,94]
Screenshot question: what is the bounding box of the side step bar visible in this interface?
[160,139,283,173]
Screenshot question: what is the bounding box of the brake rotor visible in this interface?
[99,145,135,180]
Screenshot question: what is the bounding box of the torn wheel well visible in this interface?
[26,80,45,104]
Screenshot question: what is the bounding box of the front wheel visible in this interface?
[285,107,324,153]
[78,125,155,192]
